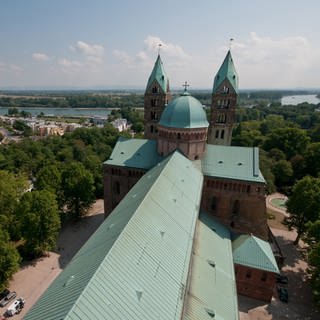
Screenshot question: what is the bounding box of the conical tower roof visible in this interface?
[146,55,169,93]
[213,50,238,93]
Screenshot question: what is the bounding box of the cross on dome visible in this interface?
[182,81,190,92]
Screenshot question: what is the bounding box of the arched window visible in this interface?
[261,272,267,282]
[150,125,154,133]
[113,181,120,195]
[221,130,225,139]
[211,197,217,211]
[215,130,219,138]
[232,200,240,216]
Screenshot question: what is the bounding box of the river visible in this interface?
[281,94,320,105]
[0,107,110,117]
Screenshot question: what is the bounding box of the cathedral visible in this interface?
[104,51,268,241]
[25,51,279,320]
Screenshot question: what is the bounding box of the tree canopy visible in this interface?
[286,176,320,244]
[18,190,60,258]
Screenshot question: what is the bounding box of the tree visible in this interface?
[305,143,320,177]
[305,220,320,308]
[272,159,293,191]
[286,176,320,244]
[263,127,310,159]
[0,170,28,239]
[0,229,21,291]
[35,164,61,193]
[61,162,95,219]
[259,149,276,194]
[35,164,63,211]
[18,190,60,258]
[13,120,32,137]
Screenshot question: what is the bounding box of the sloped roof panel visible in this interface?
[183,212,239,320]
[25,151,203,320]
[202,144,265,183]
[104,137,163,170]
[232,234,279,274]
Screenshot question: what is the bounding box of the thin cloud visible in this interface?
[144,35,189,59]
[229,32,319,88]
[58,58,82,68]
[71,41,104,57]
[32,53,50,62]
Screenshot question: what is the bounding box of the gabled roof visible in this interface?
[25,151,203,320]
[202,144,265,183]
[183,212,239,320]
[146,54,169,93]
[104,136,163,169]
[232,234,279,274]
[159,91,209,129]
[213,50,238,93]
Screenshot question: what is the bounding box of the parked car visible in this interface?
[0,289,10,301]
[5,297,25,317]
[276,274,289,284]
[0,291,16,307]
[277,286,289,303]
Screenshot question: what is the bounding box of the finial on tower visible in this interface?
[158,43,162,55]
[182,81,190,92]
[229,38,234,50]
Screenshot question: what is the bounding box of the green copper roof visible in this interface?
[202,145,265,183]
[146,54,169,93]
[232,234,279,274]
[213,50,238,93]
[183,212,238,320]
[25,151,203,320]
[159,91,209,129]
[104,137,163,169]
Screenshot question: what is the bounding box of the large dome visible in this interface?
[159,91,209,129]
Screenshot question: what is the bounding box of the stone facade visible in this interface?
[144,80,171,140]
[157,125,208,160]
[234,264,277,302]
[201,176,268,240]
[104,165,145,217]
[208,78,237,146]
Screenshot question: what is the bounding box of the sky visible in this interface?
[0,0,319,90]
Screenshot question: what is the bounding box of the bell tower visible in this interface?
[208,50,238,145]
[144,54,171,139]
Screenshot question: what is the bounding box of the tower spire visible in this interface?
[208,50,238,146]
[144,54,171,140]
